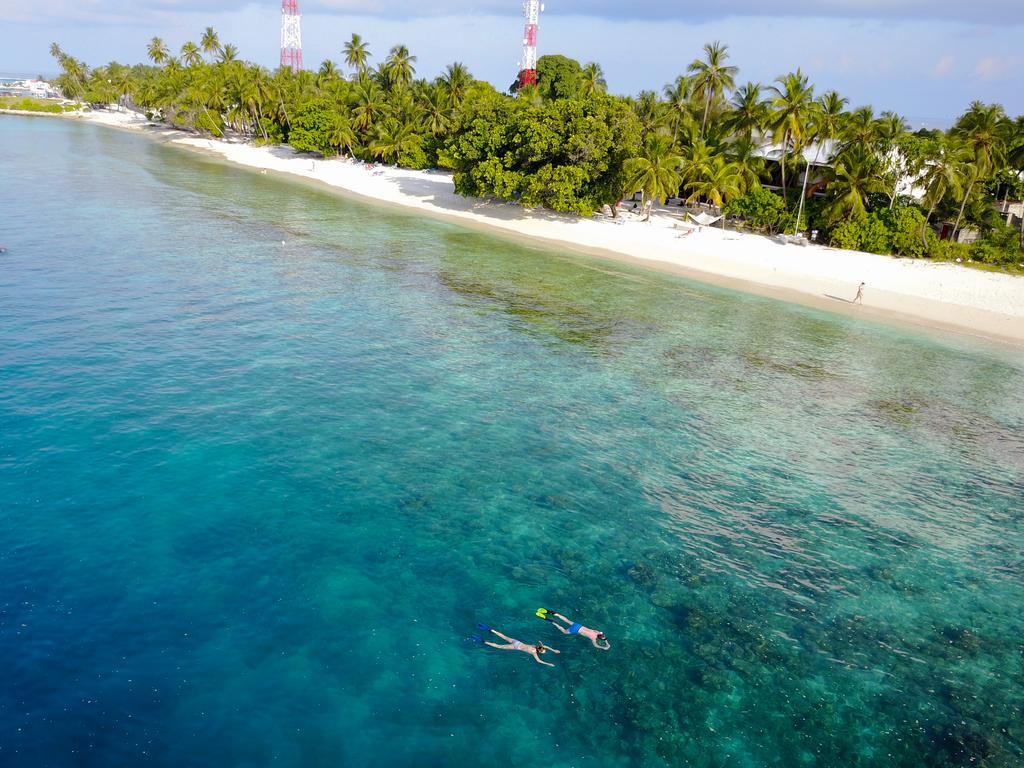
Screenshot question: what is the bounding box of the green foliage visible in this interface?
[193,109,224,136]
[398,144,429,170]
[0,96,70,114]
[874,206,929,258]
[927,239,972,262]
[829,219,866,250]
[534,55,584,101]
[256,118,285,145]
[444,93,641,216]
[288,99,345,157]
[723,187,792,233]
[829,207,930,256]
[971,222,1023,265]
[43,34,1023,274]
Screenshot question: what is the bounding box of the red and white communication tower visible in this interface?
[280,0,303,73]
[518,0,544,88]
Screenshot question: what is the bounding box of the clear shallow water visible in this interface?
[1,116,1023,768]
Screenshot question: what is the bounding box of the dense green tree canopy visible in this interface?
[46,34,1024,266]
[442,92,641,216]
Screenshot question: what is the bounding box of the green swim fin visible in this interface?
[536,608,551,621]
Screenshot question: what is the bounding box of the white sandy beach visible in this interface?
[12,108,1024,346]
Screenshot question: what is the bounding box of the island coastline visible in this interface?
[8,107,1024,348]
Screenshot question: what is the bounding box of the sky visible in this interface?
[2,1,1022,126]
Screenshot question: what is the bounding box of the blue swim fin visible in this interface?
[466,635,483,644]
[477,623,491,632]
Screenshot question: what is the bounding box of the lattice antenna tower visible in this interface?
[280,0,303,73]
[518,1,544,88]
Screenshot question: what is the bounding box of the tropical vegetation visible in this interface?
[46,35,1024,267]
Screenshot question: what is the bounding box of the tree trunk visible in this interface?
[780,131,790,209]
[951,176,976,241]
[701,96,711,140]
[922,202,936,249]
[202,105,221,137]
[795,143,821,235]
[1020,203,1024,251]
[256,100,269,142]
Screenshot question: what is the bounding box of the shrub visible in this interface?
[829,207,932,257]
[971,223,1023,265]
[193,109,224,136]
[875,206,928,258]
[288,99,345,157]
[927,239,972,262]
[0,96,66,114]
[398,144,429,170]
[256,118,285,145]
[723,186,791,233]
[860,216,892,254]
[829,219,864,250]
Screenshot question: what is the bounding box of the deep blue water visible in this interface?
[1,116,1023,767]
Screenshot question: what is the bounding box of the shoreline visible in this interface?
[8,108,1024,348]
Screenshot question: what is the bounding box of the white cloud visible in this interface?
[975,55,1020,80]
[933,55,955,77]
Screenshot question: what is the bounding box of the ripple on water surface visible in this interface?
[0,116,1022,767]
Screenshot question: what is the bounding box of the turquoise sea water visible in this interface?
[1,116,1023,767]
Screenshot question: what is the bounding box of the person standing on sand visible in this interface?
[853,282,865,304]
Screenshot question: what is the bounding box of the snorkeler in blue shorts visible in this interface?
[537,609,611,650]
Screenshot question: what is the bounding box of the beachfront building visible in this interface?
[0,78,60,99]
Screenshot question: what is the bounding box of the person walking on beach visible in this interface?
[538,610,611,650]
[476,625,560,667]
[853,282,865,305]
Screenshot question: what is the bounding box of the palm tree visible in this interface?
[370,118,422,164]
[767,70,815,208]
[517,83,543,108]
[201,27,221,61]
[318,59,340,86]
[874,111,909,208]
[687,41,737,139]
[50,44,87,100]
[113,68,135,111]
[795,90,848,233]
[385,45,416,90]
[1010,117,1024,247]
[419,87,450,137]
[351,77,386,133]
[839,106,879,153]
[624,135,684,220]
[662,76,695,141]
[632,91,667,142]
[330,114,358,156]
[219,44,239,65]
[686,156,743,224]
[727,137,768,194]
[180,42,202,68]
[344,34,370,78]
[439,62,472,108]
[679,139,716,193]
[580,62,607,97]
[147,37,169,66]
[824,146,886,223]
[727,82,765,141]
[951,102,1009,239]
[918,139,968,247]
